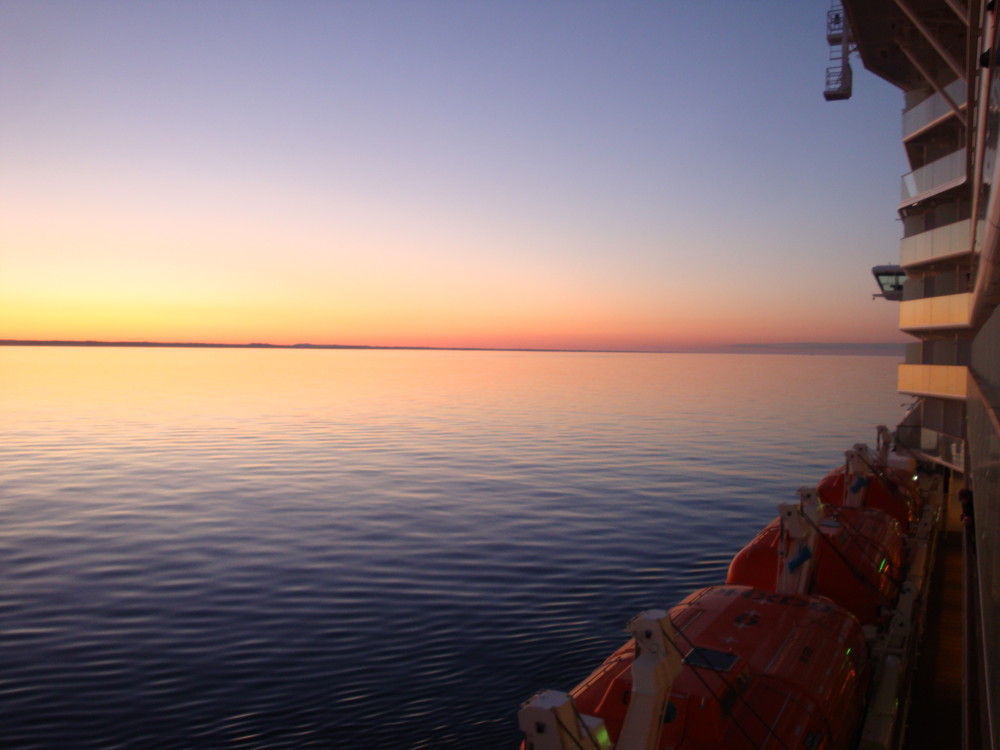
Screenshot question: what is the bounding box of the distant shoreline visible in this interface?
[0,340,905,356]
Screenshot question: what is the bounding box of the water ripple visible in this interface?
[0,348,903,748]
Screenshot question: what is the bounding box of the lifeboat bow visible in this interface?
[519,609,683,750]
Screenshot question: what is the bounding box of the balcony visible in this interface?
[900,148,966,207]
[904,338,971,366]
[902,79,967,141]
[895,394,966,470]
[900,218,972,267]
[899,292,974,331]
[902,268,967,300]
[898,364,969,399]
[895,423,966,471]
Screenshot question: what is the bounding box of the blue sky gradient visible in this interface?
[1,1,910,349]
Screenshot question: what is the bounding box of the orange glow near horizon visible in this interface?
[1,195,905,351]
[0,2,911,354]
[1,275,905,351]
[2,204,905,350]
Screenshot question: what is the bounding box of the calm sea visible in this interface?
[0,347,904,749]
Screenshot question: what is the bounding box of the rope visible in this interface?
[830,506,904,590]
[551,707,590,750]
[660,616,794,750]
[800,507,897,611]
[855,451,918,518]
[551,695,606,750]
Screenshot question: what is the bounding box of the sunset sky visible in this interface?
[1,1,909,351]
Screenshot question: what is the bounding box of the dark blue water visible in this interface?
[0,348,903,748]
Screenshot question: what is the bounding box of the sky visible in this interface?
[0,1,911,351]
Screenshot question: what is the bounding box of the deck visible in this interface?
[903,481,964,749]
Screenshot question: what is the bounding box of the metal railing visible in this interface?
[904,339,972,366]
[901,219,973,267]
[895,424,966,470]
[903,79,968,140]
[902,268,970,301]
[901,149,967,205]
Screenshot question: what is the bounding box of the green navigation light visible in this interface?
[594,724,612,749]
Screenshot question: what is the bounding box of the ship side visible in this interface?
[832,0,999,747]
[513,4,1000,749]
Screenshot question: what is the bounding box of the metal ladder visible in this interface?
[824,2,854,101]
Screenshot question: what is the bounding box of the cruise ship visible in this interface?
[515,2,998,748]
[830,1,997,747]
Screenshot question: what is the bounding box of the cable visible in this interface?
[551,696,606,750]
[856,452,918,520]
[555,706,597,750]
[831,506,903,589]
[800,508,897,612]
[659,614,794,750]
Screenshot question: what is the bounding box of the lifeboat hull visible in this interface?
[566,585,869,750]
[817,464,920,532]
[726,506,904,625]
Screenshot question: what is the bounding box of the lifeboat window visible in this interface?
[683,647,738,672]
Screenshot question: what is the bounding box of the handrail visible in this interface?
[965,372,1000,440]
[903,79,968,140]
[900,148,967,205]
[968,4,1000,330]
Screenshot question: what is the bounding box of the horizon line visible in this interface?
[0,339,906,356]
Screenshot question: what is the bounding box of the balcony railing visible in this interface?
[904,339,972,366]
[899,292,974,330]
[901,148,967,206]
[900,218,972,267]
[902,79,967,141]
[902,268,969,301]
[895,424,965,471]
[898,364,969,399]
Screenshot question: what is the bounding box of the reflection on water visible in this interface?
[0,347,902,748]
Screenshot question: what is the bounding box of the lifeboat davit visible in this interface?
[816,432,921,533]
[518,428,923,750]
[520,586,870,750]
[726,496,904,626]
[817,464,919,532]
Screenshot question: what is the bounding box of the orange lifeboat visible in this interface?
[817,464,920,532]
[518,429,923,750]
[816,435,921,533]
[520,585,870,750]
[726,495,904,625]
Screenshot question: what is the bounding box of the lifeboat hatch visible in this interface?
[872,265,905,301]
[683,647,739,672]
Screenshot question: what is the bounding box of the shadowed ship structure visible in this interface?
[836,0,998,746]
